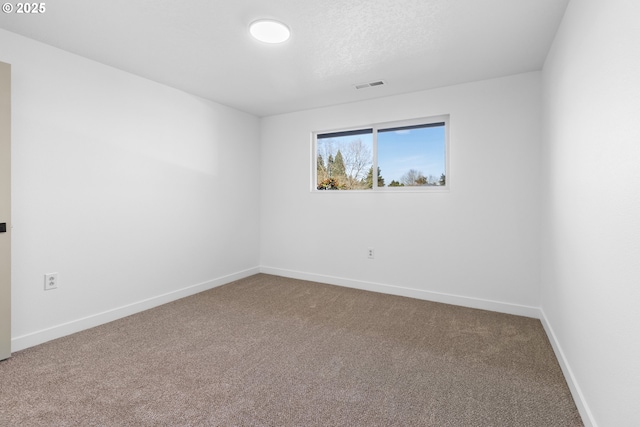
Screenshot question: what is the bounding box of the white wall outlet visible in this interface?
[44,273,58,290]
[368,248,375,259]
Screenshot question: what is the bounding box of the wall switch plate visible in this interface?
[44,273,58,290]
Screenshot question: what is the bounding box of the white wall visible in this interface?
[0,29,261,350]
[260,72,542,315]
[541,0,640,425]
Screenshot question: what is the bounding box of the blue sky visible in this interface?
[377,125,446,184]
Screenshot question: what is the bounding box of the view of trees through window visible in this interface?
[315,118,447,190]
[317,130,374,190]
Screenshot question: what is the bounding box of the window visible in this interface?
[313,115,449,191]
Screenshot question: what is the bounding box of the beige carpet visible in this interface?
[0,274,583,426]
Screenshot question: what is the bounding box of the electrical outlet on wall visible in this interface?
[368,248,375,259]
[44,273,58,290]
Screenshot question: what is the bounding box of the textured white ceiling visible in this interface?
[0,0,569,116]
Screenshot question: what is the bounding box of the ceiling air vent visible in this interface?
[354,80,386,90]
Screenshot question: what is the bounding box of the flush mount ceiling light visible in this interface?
[249,19,290,44]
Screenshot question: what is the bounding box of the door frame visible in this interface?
[0,61,11,360]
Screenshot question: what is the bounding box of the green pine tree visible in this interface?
[327,154,335,177]
[365,166,385,188]
[333,150,346,179]
[317,154,327,182]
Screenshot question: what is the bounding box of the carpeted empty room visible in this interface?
[0,274,582,426]
[3,1,639,425]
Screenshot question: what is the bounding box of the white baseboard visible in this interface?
[539,309,597,427]
[259,266,541,319]
[11,267,260,352]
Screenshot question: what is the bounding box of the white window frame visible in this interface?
[312,114,450,192]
